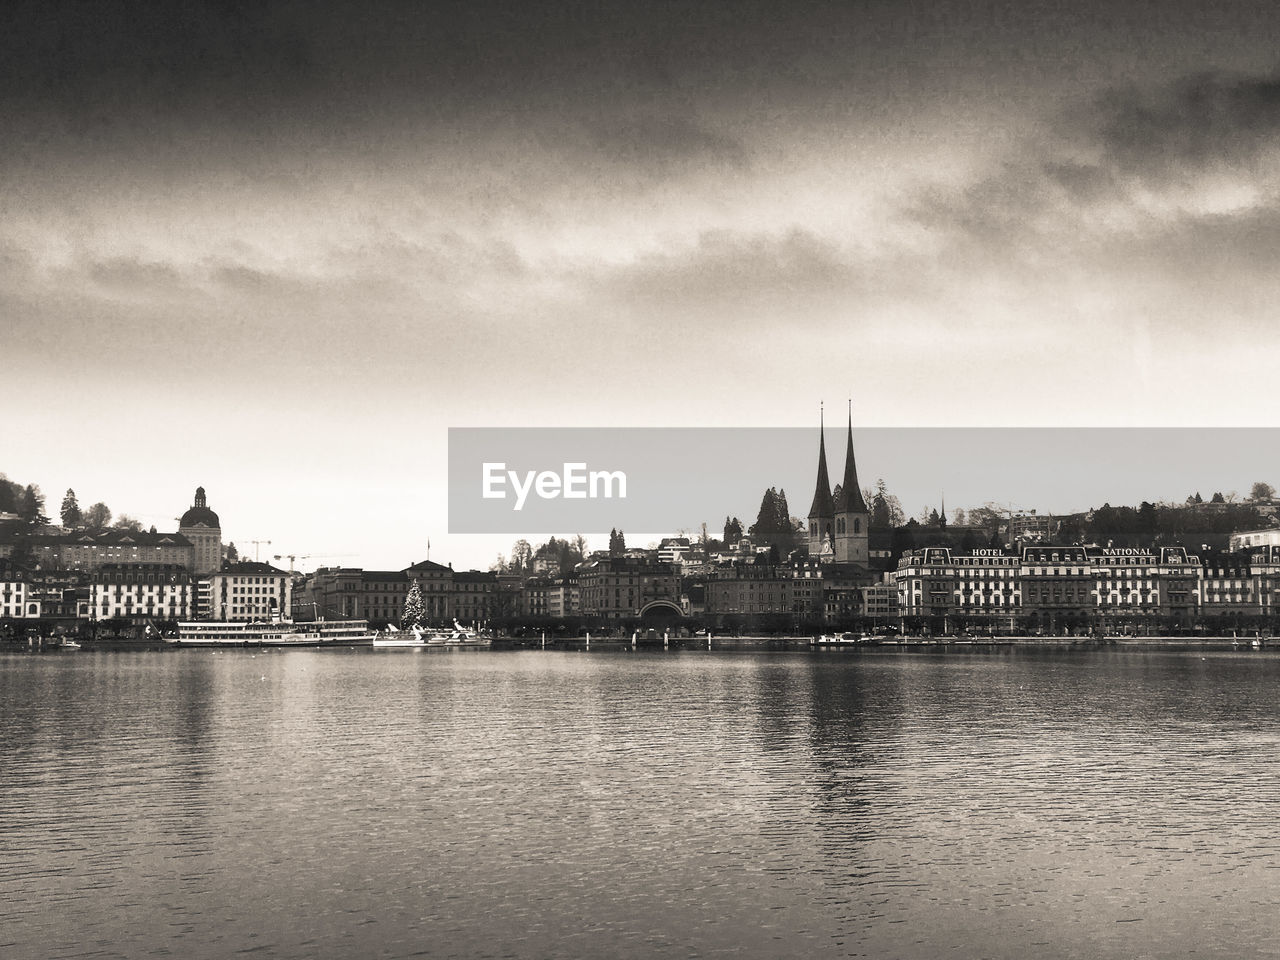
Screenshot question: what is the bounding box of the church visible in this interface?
[806,409,870,566]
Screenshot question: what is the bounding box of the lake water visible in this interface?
[2,647,1279,959]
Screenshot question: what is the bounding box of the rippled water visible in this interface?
[3,648,1279,959]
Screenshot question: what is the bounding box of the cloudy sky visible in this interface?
[4,0,1279,570]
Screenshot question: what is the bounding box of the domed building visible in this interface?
[179,486,223,575]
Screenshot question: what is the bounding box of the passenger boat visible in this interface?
[811,632,872,646]
[173,619,375,647]
[372,622,491,649]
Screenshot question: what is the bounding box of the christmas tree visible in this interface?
[401,581,426,628]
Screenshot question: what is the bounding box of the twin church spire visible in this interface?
[807,403,869,566]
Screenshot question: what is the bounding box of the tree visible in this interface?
[401,581,426,628]
[1137,501,1157,540]
[17,484,45,523]
[113,514,143,532]
[1211,492,1225,504]
[510,539,533,574]
[1251,482,1276,502]
[84,502,112,531]
[870,479,893,528]
[748,487,797,555]
[953,507,967,526]
[60,489,82,527]
[609,528,626,555]
[225,542,239,562]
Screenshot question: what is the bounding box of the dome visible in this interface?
[180,486,220,529]
[180,506,220,528]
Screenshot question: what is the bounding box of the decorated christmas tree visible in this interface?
[401,581,426,628]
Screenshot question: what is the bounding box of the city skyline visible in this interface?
[5,1,1280,571]
[7,424,1280,574]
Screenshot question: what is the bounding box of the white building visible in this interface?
[1229,528,1280,552]
[208,561,292,622]
[91,564,192,622]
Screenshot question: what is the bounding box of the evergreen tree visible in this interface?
[401,581,426,627]
[609,528,626,555]
[723,517,743,544]
[226,542,239,561]
[60,489,82,527]
[17,484,45,523]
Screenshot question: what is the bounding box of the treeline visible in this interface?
[1058,501,1269,550]
[494,534,589,576]
[0,477,149,533]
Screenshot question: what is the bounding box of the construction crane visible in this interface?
[249,540,271,561]
[273,553,356,573]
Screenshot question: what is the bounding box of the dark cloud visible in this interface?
[584,115,748,173]
[1090,70,1280,180]
[904,66,1280,256]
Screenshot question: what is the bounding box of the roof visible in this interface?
[179,486,220,529]
[55,530,193,548]
[217,560,287,576]
[361,570,409,582]
[807,421,834,520]
[405,559,452,573]
[833,414,867,514]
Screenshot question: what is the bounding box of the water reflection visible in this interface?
[2,648,1279,959]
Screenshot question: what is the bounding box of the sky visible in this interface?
[3,0,1280,571]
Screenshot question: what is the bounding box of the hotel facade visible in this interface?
[895,544,1280,634]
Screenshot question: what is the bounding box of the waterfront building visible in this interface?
[0,561,38,619]
[790,559,828,620]
[293,566,406,623]
[404,559,454,622]
[208,561,291,622]
[1198,552,1258,623]
[178,486,223,576]
[892,543,1273,634]
[91,563,192,623]
[1020,545,1092,634]
[522,578,550,617]
[360,570,410,626]
[577,556,680,621]
[705,560,792,616]
[682,582,706,617]
[861,577,899,622]
[1,562,93,622]
[451,570,496,623]
[546,576,580,618]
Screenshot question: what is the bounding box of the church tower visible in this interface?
[833,408,869,565]
[807,409,835,558]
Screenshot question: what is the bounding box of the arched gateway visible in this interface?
[638,600,683,626]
